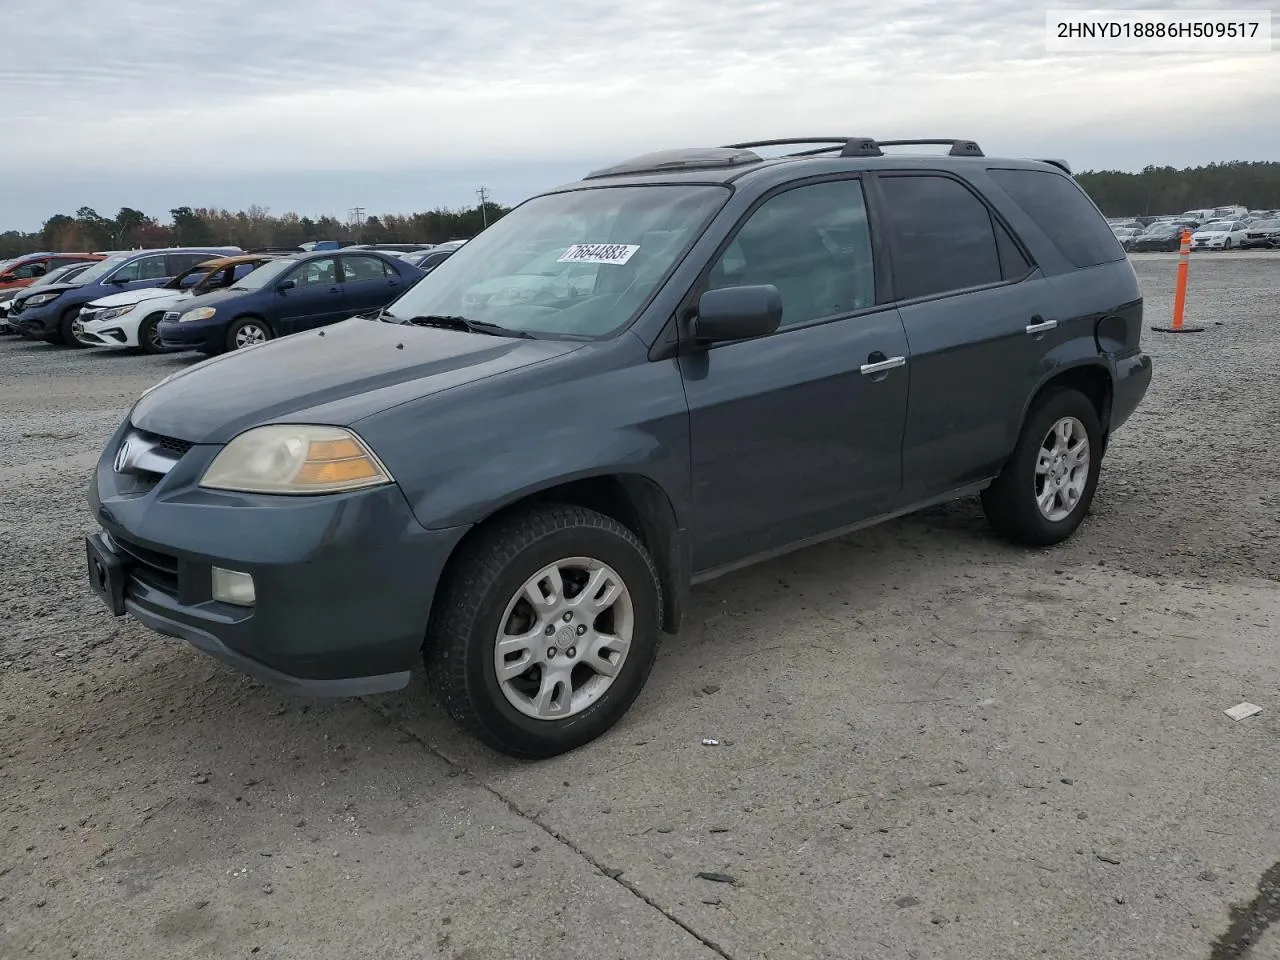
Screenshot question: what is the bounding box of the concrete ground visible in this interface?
[2,254,1279,960]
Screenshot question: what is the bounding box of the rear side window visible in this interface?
[341,255,392,282]
[878,175,1002,300]
[987,168,1125,268]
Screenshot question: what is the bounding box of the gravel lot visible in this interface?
[2,253,1279,960]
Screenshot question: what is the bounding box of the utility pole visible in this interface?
[476,186,489,228]
[348,206,365,242]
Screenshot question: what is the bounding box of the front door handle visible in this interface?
[1026,316,1058,335]
[860,355,907,376]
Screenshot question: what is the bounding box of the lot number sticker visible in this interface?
[557,243,640,265]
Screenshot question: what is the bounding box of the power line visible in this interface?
[348,206,365,241]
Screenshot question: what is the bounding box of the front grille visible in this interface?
[109,533,179,595]
[163,311,181,322]
[145,432,194,457]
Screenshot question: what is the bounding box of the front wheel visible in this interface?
[226,317,272,351]
[137,312,168,355]
[56,307,85,348]
[981,387,1102,546]
[425,504,663,759]
[1223,238,1233,250]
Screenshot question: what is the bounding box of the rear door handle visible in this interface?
[860,355,906,376]
[1026,316,1058,335]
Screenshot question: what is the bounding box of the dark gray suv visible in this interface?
[86,137,1152,758]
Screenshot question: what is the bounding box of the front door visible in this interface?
[339,254,403,316]
[276,257,344,333]
[679,177,911,574]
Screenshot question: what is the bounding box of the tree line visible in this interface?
[0,202,513,259]
[3,160,1280,259]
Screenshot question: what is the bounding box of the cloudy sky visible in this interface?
[1,0,1276,231]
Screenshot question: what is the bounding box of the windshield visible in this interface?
[1200,222,1233,231]
[384,184,730,338]
[1255,219,1280,229]
[72,255,130,285]
[229,257,297,290]
[30,264,82,287]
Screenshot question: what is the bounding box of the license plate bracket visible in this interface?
[86,534,126,616]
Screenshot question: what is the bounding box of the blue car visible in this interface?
[10,247,240,346]
[157,250,423,354]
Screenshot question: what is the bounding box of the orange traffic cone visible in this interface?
[1151,228,1205,333]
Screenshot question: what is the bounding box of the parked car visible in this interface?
[156,249,423,353]
[0,261,99,332]
[401,247,458,274]
[344,243,435,253]
[1241,218,1280,249]
[86,136,1151,759]
[1128,223,1189,252]
[8,247,241,346]
[75,255,282,353]
[0,251,103,293]
[1190,220,1248,251]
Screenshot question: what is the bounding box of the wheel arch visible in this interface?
[430,472,690,636]
[1019,361,1114,454]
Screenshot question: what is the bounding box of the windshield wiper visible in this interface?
[401,314,533,339]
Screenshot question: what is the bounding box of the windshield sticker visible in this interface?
[557,243,640,265]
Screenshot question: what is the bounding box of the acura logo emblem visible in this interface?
[114,439,133,473]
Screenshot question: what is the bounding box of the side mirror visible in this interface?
[692,285,783,344]
[278,279,296,291]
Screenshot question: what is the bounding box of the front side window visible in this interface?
[341,255,391,282]
[290,257,338,287]
[11,260,48,279]
[385,184,730,339]
[705,179,876,328]
[878,176,1003,300]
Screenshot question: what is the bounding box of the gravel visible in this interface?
[2,253,1279,960]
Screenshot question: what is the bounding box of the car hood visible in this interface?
[13,281,79,303]
[87,285,182,309]
[129,316,586,444]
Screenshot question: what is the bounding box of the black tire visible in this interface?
[137,312,167,355]
[1223,238,1232,250]
[425,503,662,759]
[981,387,1103,547]
[225,316,272,352]
[53,306,84,347]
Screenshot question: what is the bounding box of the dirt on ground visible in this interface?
[2,253,1279,960]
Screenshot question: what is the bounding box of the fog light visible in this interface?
[211,567,255,606]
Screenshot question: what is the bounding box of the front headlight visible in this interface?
[97,304,136,322]
[179,306,216,323]
[200,425,393,495]
[24,292,60,307]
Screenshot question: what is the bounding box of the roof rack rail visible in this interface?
[724,138,883,158]
[875,139,984,157]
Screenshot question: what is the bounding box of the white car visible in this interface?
[1190,220,1247,251]
[75,255,275,353]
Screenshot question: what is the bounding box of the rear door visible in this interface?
[339,254,403,315]
[679,177,910,572]
[275,257,343,333]
[873,172,1051,507]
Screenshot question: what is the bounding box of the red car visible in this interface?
[0,252,105,292]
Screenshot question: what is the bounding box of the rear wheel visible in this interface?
[226,317,271,351]
[981,387,1102,546]
[425,504,662,759]
[137,312,167,355]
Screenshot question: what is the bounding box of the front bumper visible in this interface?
[77,307,142,348]
[89,420,470,695]
[12,300,61,338]
[158,317,224,352]
[1110,351,1153,432]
